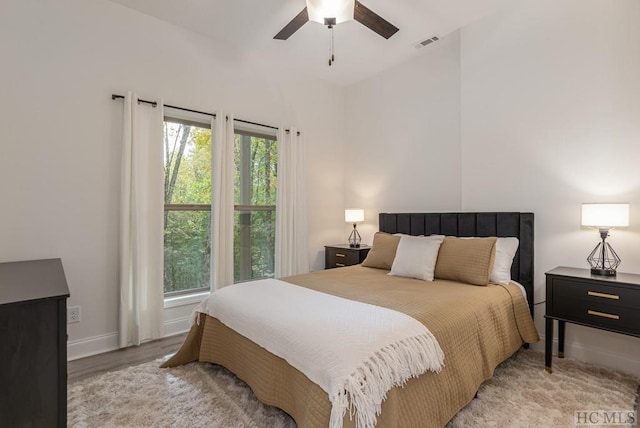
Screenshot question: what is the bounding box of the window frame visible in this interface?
[233,127,277,283]
[163,115,213,298]
[161,114,279,297]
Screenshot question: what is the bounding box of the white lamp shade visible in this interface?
[581,203,629,228]
[345,209,364,223]
[306,0,355,24]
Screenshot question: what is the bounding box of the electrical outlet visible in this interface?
[67,306,81,324]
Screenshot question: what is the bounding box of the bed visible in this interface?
[163,212,539,428]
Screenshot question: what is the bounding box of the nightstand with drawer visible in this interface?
[545,266,640,373]
[324,245,371,269]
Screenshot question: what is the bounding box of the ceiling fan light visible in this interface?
[306,0,355,25]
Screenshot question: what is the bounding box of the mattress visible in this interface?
[163,265,539,427]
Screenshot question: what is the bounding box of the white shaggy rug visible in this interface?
[68,349,639,428]
[447,350,639,427]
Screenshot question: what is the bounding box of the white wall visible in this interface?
[345,0,640,376]
[344,33,463,242]
[0,0,346,358]
[3,0,639,374]
[460,0,640,376]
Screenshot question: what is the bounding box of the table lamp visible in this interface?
[581,203,629,276]
[345,209,364,248]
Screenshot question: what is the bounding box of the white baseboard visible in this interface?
[163,316,192,337]
[67,331,119,361]
[67,317,193,361]
[532,336,640,378]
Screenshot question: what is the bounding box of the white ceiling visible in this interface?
[108,0,509,86]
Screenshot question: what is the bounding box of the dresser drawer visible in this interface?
[551,278,640,310]
[552,297,640,335]
[326,249,359,267]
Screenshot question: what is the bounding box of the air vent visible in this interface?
[414,35,440,49]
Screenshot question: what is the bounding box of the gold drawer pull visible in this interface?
[588,291,619,300]
[587,310,619,320]
[336,263,345,267]
[335,253,346,258]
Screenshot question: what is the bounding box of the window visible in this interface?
[163,113,278,295]
[163,118,212,296]
[234,128,278,282]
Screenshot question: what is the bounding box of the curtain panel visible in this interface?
[119,92,165,347]
[275,128,310,277]
[211,113,235,289]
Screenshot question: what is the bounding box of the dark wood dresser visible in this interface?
[324,244,371,269]
[0,258,70,427]
[545,266,640,373]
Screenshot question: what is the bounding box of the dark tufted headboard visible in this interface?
[379,212,535,314]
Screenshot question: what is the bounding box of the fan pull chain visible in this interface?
[328,25,335,66]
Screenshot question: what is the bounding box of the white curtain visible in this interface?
[211,112,235,289]
[119,92,165,348]
[275,128,309,277]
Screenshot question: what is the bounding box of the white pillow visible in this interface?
[388,235,444,281]
[490,237,519,285]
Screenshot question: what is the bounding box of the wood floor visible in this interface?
[67,333,187,383]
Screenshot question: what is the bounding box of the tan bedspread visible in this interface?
[163,265,539,428]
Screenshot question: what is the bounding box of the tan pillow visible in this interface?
[361,232,401,270]
[434,236,497,285]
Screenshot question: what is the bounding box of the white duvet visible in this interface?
[194,278,444,428]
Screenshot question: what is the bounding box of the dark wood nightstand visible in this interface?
[545,266,640,373]
[324,244,371,269]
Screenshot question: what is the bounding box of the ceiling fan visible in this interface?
[274,0,399,63]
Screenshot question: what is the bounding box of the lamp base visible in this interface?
[348,224,362,248]
[586,234,621,277]
[590,267,616,276]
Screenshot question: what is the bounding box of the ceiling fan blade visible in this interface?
[353,1,399,39]
[274,7,309,40]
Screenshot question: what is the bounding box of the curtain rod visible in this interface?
[111,94,300,135]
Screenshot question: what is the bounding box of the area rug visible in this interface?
[447,350,639,427]
[68,349,639,428]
